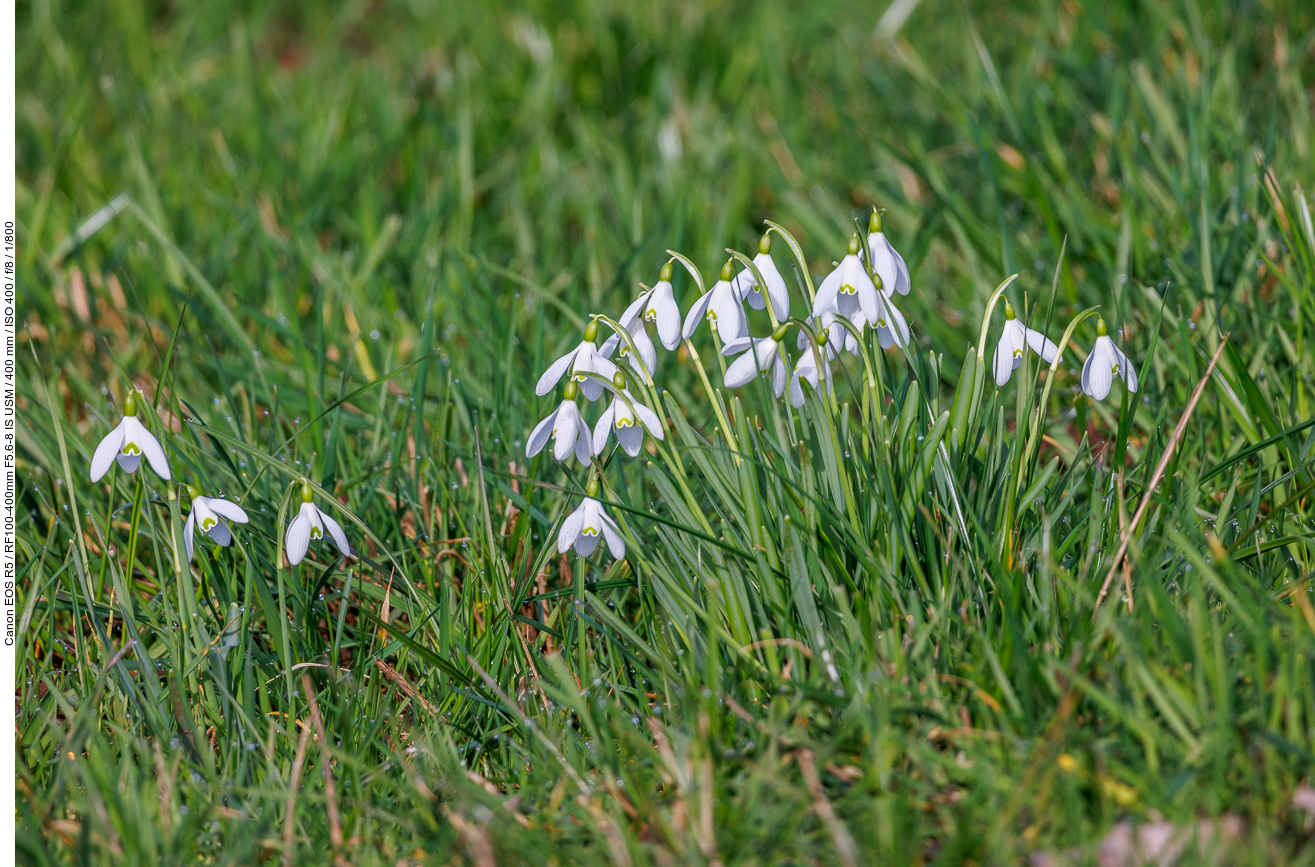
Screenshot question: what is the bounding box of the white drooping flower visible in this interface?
[642,261,683,350]
[790,341,834,407]
[89,391,171,482]
[535,320,619,401]
[724,329,789,398]
[285,482,351,566]
[812,234,881,328]
[526,381,593,466]
[870,292,912,349]
[592,377,664,457]
[600,292,658,377]
[865,210,911,297]
[730,235,790,320]
[558,495,625,559]
[183,487,250,562]
[681,260,750,355]
[1081,318,1139,401]
[993,301,1060,386]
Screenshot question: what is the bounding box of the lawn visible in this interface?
[13,0,1315,864]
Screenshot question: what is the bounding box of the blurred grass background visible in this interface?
[14,0,1315,864]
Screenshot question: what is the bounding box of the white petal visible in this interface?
[133,425,172,481]
[1119,346,1139,393]
[681,289,714,339]
[208,521,232,547]
[574,427,594,466]
[874,296,911,348]
[90,421,126,482]
[558,502,587,554]
[206,498,249,524]
[840,256,880,325]
[724,337,778,388]
[285,510,312,565]
[772,355,788,398]
[630,325,657,376]
[632,400,664,439]
[648,283,681,349]
[600,514,626,559]
[319,510,352,558]
[116,453,142,474]
[619,293,648,328]
[812,266,842,319]
[616,424,643,456]
[573,531,601,557]
[757,254,791,320]
[592,404,616,454]
[184,512,196,562]
[1084,339,1115,400]
[526,405,560,458]
[553,403,582,461]
[599,333,620,359]
[535,346,579,396]
[1025,327,1060,364]
[994,322,1025,386]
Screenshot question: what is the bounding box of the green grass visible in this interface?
[14,0,1315,864]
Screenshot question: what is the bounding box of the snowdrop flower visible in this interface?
[812,234,881,327]
[285,481,351,566]
[600,293,658,377]
[593,371,664,457]
[535,320,618,401]
[790,339,834,407]
[526,380,593,466]
[558,480,625,559]
[90,390,171,482]
[725,326,789,398]
[642,261,682,350]
[993,300,1060,386]
[865,210,911,297]
[870,292,912,349]
[730,234,790,320]
[682,260,750,355]
[183,485,249,562]
[1082,318,1138,400]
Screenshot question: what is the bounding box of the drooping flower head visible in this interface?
[535,319,619,401]
[285,480,352,566]
[682,259,750,355]
[865,210,911,298]
[642,261,682,350]
[526,380,593,466]
[593,370,664,457]
[993,300,1061,386]
[90,390,171,482]
[558,477,625,559]
[183,485,249,562]
[730,234,790,321]
[812,234,881,328]
[1081,318,1138,401]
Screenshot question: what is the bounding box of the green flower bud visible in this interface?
[758,233,772,255]
[817,327,828,346]
[659,260,673,282]
[613,369,627,391]
[848,233,860,255]
[1096,318,1108,337]
[185,484,201,501]
[300,480,314,504]
[584,319,599,343]
[123,390,137,417]
[1004,300,1016,320]
[720,260,734,282]
[586,477,600,498]
[563,380,579,401]
[771,324,789,342]
[869,209,883,234]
